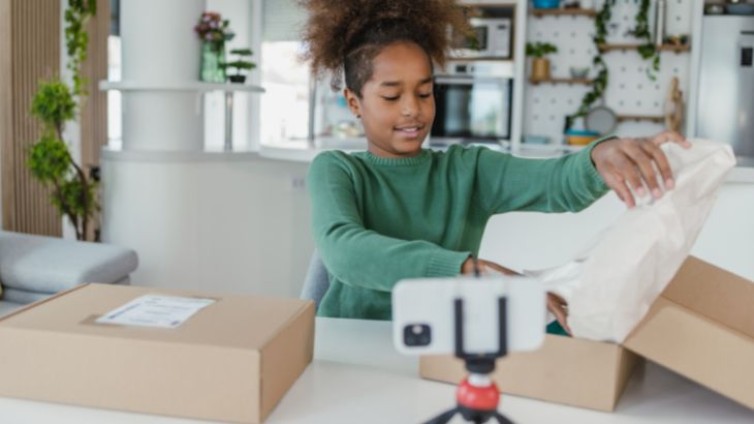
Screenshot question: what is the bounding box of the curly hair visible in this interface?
[299,0,471,96]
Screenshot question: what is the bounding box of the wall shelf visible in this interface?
[616,114,665,123]
[530,8,597,18]
[597,44,691,54]
[100,80,266,152]
[458,0,517,7]
[529,77,593,85]
[99,80,266,93]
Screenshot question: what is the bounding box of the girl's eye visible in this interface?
[382,96,399,101]
[419,92,433,99]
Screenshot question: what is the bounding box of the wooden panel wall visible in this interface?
[0,0,109,237]
[0,0,62,236]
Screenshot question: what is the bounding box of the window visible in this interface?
[259,0,310,147]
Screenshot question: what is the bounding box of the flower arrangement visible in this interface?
[194,12,235,51]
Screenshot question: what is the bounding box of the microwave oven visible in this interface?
[430,60,513,145]
[451,17,512,59]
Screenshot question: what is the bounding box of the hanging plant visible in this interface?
[569,0,615,125]
[630,0,660,80]
[27,0,99,241]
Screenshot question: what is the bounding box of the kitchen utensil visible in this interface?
[569,66,590,79]
[585,105,618,135]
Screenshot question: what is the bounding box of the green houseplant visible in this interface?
[569,0,614,127]
[570,0,660,127]
[27,0,97,241]
[221,48,256,83]
[526,42,558,82]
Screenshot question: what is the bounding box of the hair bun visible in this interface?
[300,0,471,86]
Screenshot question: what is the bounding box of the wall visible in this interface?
[0,0,62,236]
[524,0,695,145]
[479,182,754,282]
[101,152,314,298]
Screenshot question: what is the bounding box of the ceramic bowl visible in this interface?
[569,67,590,79]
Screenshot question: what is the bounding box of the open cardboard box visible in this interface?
[0,283,315,423]
[420,256,754,411]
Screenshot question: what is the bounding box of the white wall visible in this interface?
[480,183,754,282]
[102,152,314,297]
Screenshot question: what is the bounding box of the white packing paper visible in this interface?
[96,295,216,329]
[526,139,736,342]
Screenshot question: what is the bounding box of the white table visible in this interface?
[1,318,752,423]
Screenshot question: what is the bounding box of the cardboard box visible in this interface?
[623,256,754,409]
[420,256,754,411]
[421,335,640,412]
[0,283,315,423]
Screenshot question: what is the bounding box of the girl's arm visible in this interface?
[308,153,470,292]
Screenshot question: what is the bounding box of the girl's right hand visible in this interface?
[460,257,517,276]
[460,257,572,335]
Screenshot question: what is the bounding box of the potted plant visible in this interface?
[526,42,558,82]
[221,48,256,83]
[28,0,98,241]
[194,12,236,82]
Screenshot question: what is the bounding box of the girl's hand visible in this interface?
[547,292,571,335]
[460,257,517,276]
[590,131,692,208]
[460,257,572,334]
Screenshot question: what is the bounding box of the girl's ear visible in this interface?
[344,88,361,118]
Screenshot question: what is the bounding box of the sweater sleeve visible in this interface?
[307,152,471,293]
[475,137,612,214]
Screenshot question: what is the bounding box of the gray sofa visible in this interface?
[0,231,138,317]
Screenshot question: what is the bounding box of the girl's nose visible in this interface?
[401,97,419,117]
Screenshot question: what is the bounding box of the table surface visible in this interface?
[1,317,752,423]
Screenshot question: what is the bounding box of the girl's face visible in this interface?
[344,42,435,158]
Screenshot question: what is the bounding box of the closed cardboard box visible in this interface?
[420,256,754,411]
[0,283,315,423]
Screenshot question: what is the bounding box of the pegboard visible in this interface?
[523,0,694,146]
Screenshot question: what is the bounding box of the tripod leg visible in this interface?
[493,411,515,424]
[424,407,459,424]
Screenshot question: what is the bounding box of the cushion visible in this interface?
[2,287,50,304]
[0,300,22,318]
[0,231,138,293]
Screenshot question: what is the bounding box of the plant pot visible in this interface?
[200,41,226,83]
[530,57,551,82]
[228,75,246,84]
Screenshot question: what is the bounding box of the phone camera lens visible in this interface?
[403,323,431,346]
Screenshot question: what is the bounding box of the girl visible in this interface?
[301,0,689,331]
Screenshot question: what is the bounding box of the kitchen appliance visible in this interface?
[431,60,513,145]
[695,16,754,161]
[450,17,512,59]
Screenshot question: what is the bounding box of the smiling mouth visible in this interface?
[394,125,424,135]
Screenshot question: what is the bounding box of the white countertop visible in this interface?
[1,317,752,423]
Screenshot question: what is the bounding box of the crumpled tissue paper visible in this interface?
[527,139,736,342]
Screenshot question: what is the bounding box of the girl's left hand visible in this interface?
[590,131,692,208]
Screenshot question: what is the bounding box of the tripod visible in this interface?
[424,297,514,424]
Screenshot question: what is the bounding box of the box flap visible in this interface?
[624,297,754,408]
[660,256,754,339]
[0,283,312,350]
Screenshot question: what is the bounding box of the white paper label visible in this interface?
[96,295,215,328]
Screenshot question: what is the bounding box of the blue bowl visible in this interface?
[564,129,600,136]
[533,0,560,9]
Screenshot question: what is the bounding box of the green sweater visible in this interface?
[307,143,609,320]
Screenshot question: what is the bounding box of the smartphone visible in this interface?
[392,275,546,355]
